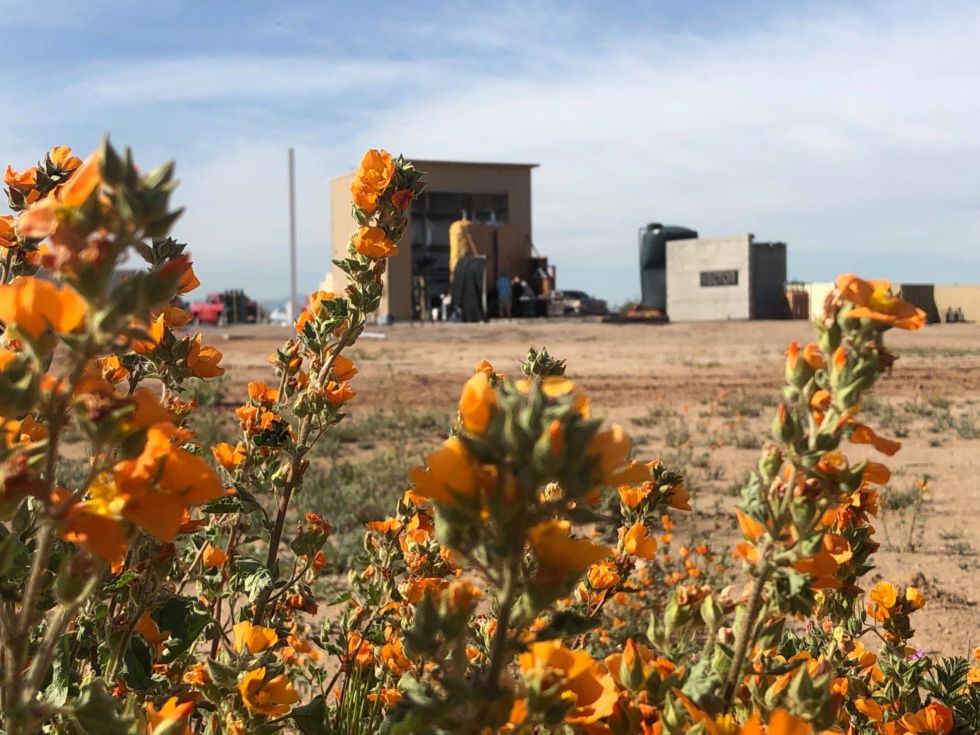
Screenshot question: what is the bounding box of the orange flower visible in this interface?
[408,437,480,504]
[836,274,926,330]
[740,708,816,735]
[367,517,403,535]
[346,632,375,666]
[96,355,128,384]
[870,581,898,608]
[58,499,129,566]
[237,667,298,716]
[802,343,825,370]
[350,149,394,213]
[202,543,227,568]
[114,424,225,541]
[905,586,926,610]
[922,703,954,734]
[353,226,399,259]
[182,663,210,687]
[899,702,954,734]
[18,152,102,238]
[854,697,885,722]
[403,576,449,604]
[233,620,278,655]
[131,313,166,354]
[848,420,901,456]
[514,376,590,417]
[187,335,224,377]
[623,522,657,559]
[666,481,691,511]
[175,262,200,295]
[247,380,279,404]
[517,640,617,724]
[587,560,622,590]
[0,277,87,338]
[135,612,169,656]
[295,290,342,333]
[458,371,496,433]
[331,354,358,381]
[48,146,82,172]
[528,519,612,577]
[391,189,414,210]
[156,305,192,327]
[586,424,635,486]
[144,697,193,735]
[4,164,37,191]
[604,640,675,689]
[380,636,411,675]
[735,509,766,541]
[618,484,651,510]
[862,461,891,485]
[0,215,16,248]
[324,380,355,405]
[810,389,832,412]
[212,442,246,470]
[793,550,841,589]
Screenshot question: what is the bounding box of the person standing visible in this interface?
[496,273,512,318]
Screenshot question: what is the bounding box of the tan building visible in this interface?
[899,283,980,323]
[330,159,538,321]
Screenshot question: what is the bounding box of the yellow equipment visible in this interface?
[448,219,477,275]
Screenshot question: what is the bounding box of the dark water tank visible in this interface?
[639,223,698,310]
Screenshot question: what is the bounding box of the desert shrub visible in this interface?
[0,142,977,735]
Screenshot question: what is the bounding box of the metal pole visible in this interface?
[287,148,298,322]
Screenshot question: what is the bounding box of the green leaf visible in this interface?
[231,556,274,602]
[43,635,73,707]
[70,678,137,734]
[121,637,154,691]
[202,487,262,515]
[153,595,212,662]
[290,695,328,735]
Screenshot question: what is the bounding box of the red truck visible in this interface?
[190,290,261,326]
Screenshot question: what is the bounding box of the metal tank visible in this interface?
[638,223,698,310]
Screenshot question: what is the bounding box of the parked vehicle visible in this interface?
[546,289,608,317]
[190,290,261,325]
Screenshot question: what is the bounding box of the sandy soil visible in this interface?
[210,318,980,659]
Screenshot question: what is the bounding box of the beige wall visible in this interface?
[330,160,535,321]
[804,282,835,323]
[934,285,980,322]
[666,235,751,321]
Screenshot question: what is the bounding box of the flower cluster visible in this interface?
[1,141,977,735]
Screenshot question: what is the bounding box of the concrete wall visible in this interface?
[666,235,751,321]
[330,160,535,321]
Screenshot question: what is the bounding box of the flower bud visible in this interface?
[773,403,795,443]
[758,442,783,481]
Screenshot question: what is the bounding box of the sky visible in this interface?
[2,0,978,306]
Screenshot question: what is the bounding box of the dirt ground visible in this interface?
[212,318,980,659]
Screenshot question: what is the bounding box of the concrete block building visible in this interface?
[330,159,537,321]
[665,234,787,321]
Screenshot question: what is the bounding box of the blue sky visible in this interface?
[2,0,978,305]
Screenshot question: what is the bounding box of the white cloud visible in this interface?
[342,3,980,299]
[66,56,438,106]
